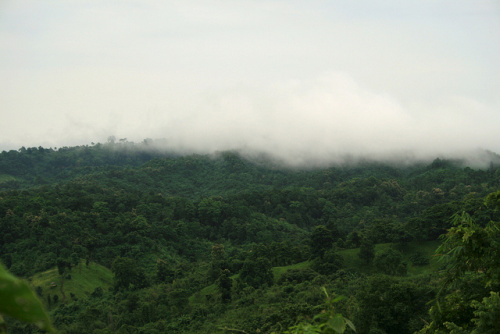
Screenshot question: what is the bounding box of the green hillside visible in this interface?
[29,261,113,309]
[0,174,16,184]
[1,142,499,333]
[339,240,441,276]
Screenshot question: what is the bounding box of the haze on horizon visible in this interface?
[1,1,499,166]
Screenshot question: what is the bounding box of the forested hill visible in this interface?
[1,141,500,333]
[1,141,499,197]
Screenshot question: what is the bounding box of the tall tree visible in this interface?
[216,269,233,303]
[111,257,147,290]
[239,257,273,288]
[358,238,375,265]
[419,191,500,333]
[310,225,334,259]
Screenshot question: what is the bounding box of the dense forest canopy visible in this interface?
[1,140,499,333]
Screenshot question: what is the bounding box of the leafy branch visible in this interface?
[0,262,54,333]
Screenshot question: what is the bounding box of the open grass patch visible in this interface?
[339,240,441,276]
[189,273,240,305]
[190,284,218,305]
[0,174,16,184]
[400,240,441,276]
[189,241,441,306]
[272,261,311,281]
[30,260,113,307]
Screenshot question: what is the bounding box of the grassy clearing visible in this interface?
[189,241,441,305]
[192,261,313,304]
[339,240,441,276]
[29,260,113,308]
[189,273,241,304]
[401,240,441,276]
[190,284,218,304]
[272,261,311,281]
[270,240,441,278]
[0,174,16,184]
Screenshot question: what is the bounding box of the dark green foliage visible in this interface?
[374,248,407,276]
[310,225,335,259]
[111,257,148,290]
[156,259,174,283]
[197,197,224,227]
[471,292,500,334]
[355,275,434,334]
[90,287,103,298]
[207,243,231,284]
[246,241,310,267]
[285,289,355,334]
[419,203,500,333]
[35,286,43,298]
[278,269,318,285]
[347,230,361,248]
[57,258,70,276]
[358,238,375,265]
[408,251,429,266]
[2,142,500,333]
[216,269,233,303]
[239,257,274,288]
[311,247,344,276]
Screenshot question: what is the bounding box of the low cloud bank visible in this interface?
[145,73,500,168]
[2,72,499,169]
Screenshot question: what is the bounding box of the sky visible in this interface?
[1,0,499,166]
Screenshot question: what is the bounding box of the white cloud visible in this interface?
[0,1,499,166]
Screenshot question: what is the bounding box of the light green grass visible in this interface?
[30,260,113,307]
[272,261,311,281]
[401,240,441,276]
[189,241,441,305]
[339,240,441,276]
[190,284,218,304]
[189,273,240,304]
[268,240,441,278]
[0,174,16,184]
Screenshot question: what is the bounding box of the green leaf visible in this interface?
[0,263,54,332]
[344,318,356,332]
[327,315,346,333]
[0,314,7,334]
[331,296,345,303]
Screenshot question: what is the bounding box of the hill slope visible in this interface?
[30,261,113,309]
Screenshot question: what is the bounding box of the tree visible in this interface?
[111,256,147,290]
[208,244,230,283]
[356,275,433,334]
[198,197,224,227]
[216,269,233,303]
[470,291,500,334]
[358,238,375,265]
[310,225,335,259]
[56,257,70,302]
[419,196,500,333]
[312,247,344,275]
[57,257,70,276]
[347,230,361,248]
[374,248,407,276]
[156,258,174,283]
[285,288,355,334]
[435,210,499,285]
[239,257,273,288]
